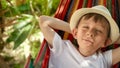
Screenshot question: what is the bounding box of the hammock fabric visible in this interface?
[24,0,120,68]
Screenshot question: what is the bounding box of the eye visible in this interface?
[95,29,103,34]
[82,26,89,29]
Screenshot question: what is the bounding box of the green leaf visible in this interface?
[4,6,20,17]
[14,14,33,29]
[6,29,20,43]
[1,0,8,9]
[6,14,33,43]
[51,0,60,14]
[14,24,32,49]
[18,4,30,13]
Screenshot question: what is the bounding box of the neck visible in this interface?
[77,48,97,57]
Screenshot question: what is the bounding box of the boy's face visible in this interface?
[72,16,111,56]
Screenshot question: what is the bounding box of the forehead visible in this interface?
[81,16,108,27]
[76,13,110,31]
[78,13,110,28]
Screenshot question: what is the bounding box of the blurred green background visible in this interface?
[0,0,60,68]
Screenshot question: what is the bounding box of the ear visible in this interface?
[71,28,78,39]
[102,38,112,47]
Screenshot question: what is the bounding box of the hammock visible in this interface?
[24,0,120,68]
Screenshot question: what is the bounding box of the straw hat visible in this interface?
[70,5,119,44]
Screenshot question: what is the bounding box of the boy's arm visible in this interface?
[112,47,120,65]
[112,37,120,65]
[39,15,71,48]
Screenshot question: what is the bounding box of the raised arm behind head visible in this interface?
[39,15,71,48]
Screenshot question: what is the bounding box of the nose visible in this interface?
[86,29,94,37]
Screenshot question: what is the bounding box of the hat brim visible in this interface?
[70,8,119,44]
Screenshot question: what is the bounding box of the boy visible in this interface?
[39,5,120,68]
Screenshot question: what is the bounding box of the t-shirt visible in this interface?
[48,33,112,68]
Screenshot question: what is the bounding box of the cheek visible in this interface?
[94,36,107,46]
[76,30,85,38]
[76,30,85,44]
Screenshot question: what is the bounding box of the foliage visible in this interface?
[6,14,34,49]
[0,0,60,67]
[3,0,60,49]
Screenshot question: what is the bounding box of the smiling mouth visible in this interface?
[83,39,93,45]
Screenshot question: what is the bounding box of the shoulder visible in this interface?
[96,50,112,67]
[100,50,112,59]
[51,33,72,52]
